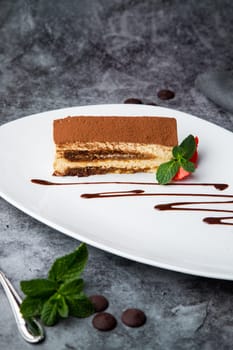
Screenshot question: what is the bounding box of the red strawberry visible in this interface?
[173,137,199,181]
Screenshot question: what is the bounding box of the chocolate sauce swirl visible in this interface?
[203,216,233,225]
[81,191,233,199]
[30,178,232,225]
[155,200,233,213]
[31,179,228,191]
[81,189,144,198]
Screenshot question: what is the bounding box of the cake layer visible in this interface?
[53,142,174,176]
[55,141,171,160]
[54,164,159,177]
[53,156,168,176]
[53,116,178,146]
[53,116,178,177]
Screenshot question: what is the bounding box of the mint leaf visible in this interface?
[156,160,179,185]
[58,279,93,318]
[66,294,94,318]
[179,134,196,160]
[180,159,195,172]
[58,278,84,297]
[48,243,88,283]
[57,295,69,318]
[20,279,57,297]
[41,294,60,326]
[172,145,184,159]
[20,296,47,318]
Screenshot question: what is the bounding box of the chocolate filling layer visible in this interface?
[54,166,152,177]
[64,150,154,161]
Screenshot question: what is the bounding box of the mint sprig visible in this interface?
[20,243,94,326]
[156,134,196,185]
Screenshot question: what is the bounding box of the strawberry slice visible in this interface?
[173,136,199,181]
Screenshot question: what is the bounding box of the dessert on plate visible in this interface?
[53,116,178,176]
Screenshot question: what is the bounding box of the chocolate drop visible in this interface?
[121,308,146,327]
[123,98,143,104]
[92,312,117,331]
[157,89,175,100]
[89,295,109,312]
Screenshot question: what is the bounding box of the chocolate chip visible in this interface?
[92,312,117,331]
[89,295,109,312]
[157,89,175,100]
[124,98,143,104]
[121,308,146,327]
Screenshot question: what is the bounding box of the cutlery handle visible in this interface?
[0,271,45,343]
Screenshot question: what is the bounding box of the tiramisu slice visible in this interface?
[53,116,178,176]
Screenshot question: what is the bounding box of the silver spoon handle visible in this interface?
[0,271,45,343]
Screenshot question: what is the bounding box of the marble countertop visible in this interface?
[1,1,233,349]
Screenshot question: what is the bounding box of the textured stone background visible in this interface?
[1,1,233,349]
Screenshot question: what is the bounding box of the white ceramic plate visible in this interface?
[1,104,233,280]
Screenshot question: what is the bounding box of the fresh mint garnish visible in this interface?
[156,160,179,185]
[20,296,47,318]
[20,243,94,326]
[67,294,95,318]
[179,134,196,159]
[20,279,57,297]
[180,158,195,172]
[156,134,197,184]
[40,294,61,326]
[58,278,84,296]
[48,243,88,283]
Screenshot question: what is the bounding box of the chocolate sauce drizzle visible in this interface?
[31,179,228,191]
[155,200,233,226]
[31,179,232,226]
[203,216,233,225]
[81,191,233,199]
